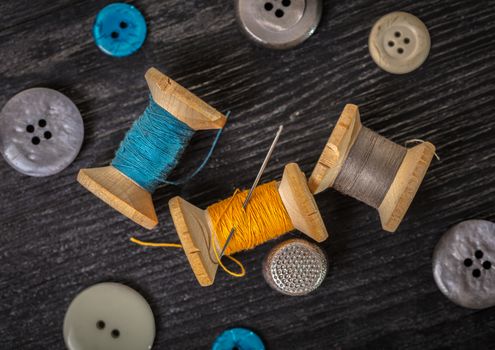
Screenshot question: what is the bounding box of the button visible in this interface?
[368,11,430,74]
[0,88,84,176]
[212,328,265,350]
[263,238,327,296]
[63,282,155,350]
[235,0,322,49]
[433,220,495,309]
[93,3,147,57]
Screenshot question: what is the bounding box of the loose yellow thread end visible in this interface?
[130,237,182,249]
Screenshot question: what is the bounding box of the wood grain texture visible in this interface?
[0,0,494,349]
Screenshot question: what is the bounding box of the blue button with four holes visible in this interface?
[93,3,147,57]
[212,328,265,350]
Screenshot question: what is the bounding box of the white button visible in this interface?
[0,88,84,176]
[235,0,322,49]
[433,220,495,309]
[63,283,155,350]
[368,11,430,74]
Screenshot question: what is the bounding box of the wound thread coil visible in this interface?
[208,181,295,256]
[77,67,228,229]
[168,163,328,286]
[334,126,407,208]
[111,96,224,192]
[308,104,436,232]
[112,96,195,192]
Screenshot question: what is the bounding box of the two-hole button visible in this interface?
[63,282,155,350]
[95,319,121,339]
[93,3,147,57]
[369,12,430,74]
[235,0,322,49]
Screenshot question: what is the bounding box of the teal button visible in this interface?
[93,3,147,57]
[212,328,265,350]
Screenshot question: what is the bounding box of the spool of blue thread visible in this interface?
[212,328,265,350]
[111,96,223,192]
[77,67,228,229]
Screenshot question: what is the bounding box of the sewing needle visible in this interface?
[219,125,284,258]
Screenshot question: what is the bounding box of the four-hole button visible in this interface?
[369,11,431,74]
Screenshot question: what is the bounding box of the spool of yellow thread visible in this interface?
[169,163,329,287]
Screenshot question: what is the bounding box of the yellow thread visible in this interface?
[208,181,294,256]
[131,181,294,279]
[130,237,182,248]
[130,237,245,276]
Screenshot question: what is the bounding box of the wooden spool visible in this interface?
[77,67,227,229]
[169,163,329,286]
[308,104,435,232]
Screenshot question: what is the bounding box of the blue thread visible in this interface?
[212,328,265,350]
[112,96,225,192]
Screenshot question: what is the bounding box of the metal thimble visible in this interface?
[263,238,327,296]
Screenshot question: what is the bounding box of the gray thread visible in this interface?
[334,127,406,208]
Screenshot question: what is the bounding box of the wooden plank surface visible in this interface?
[1,0,494,348]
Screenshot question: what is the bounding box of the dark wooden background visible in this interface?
[1,0,494,349]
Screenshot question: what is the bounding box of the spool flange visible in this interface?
[169,163,328,286]
[308,104,435,232]
[77,67,227,229]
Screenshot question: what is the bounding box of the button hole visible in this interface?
[282,0,291,6]
[119,21,128,29]
[111,329,120,338]
[264,2,273,11]
[275,9,284,18]
[394,31,401,38]
[38,119,47,128]
[397,48,404,54]
[96,320,105,330]
[464,258,473,267]
[44,131,52,140]
[404,37,410,44]
[483,261,491,270]
[388,41,394,47]
[26,125,35,133]
[475,250,483,259]
[31,136,40,145]
[111,32,119,39]
[472,269,481,278]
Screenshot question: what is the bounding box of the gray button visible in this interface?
[63,282,155,350]
[369,12,430,74]
[0,88,84,176]
[235,0,322,49]
[263,238,327,296]
[433,220,495,309]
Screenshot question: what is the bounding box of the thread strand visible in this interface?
[130,182,293,279]
[112,96,226,191]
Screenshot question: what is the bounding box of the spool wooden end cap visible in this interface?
[169,163,328,286]
[77,67,227,229]
[145,67,227,130]
[77,166,158,229]
[308,104,435,232]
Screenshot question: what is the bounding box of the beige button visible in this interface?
[63,283,155,350]
[368,11,430,74]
